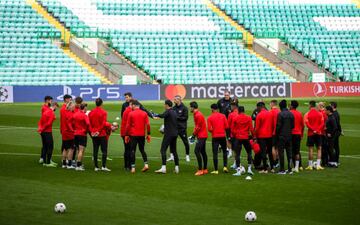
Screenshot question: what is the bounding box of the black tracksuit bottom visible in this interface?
[41,132,54,164]
[160,135,178,166]
[122,136,131,169]
[130,136,148,167]
[258,137,274,170]
[194,138,207,170]
[92,136,107,168]
[278,136,292,172]
[233,138,252,167]
[212,137,227,171]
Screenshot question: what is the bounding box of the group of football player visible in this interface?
[37,90,342,176]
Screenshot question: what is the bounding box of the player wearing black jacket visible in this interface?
[330,102,342,164]
[154,100,179,174]
[217,90,232,118]
[169,95,190,162]
[276,100,294,174]
[325,106,338,167]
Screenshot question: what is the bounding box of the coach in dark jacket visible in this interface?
[325,106,338,167]
[217,90,232,118]
[276,99,295,173]
[173,95,190,161]
[330,102,341,164]
[154,100,179,173]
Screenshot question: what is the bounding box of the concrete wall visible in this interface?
[253,39,336,82]
[69,39,152,84]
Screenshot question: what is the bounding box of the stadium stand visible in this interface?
[213,0,360,81]
[39,0,295,84]
[0,0,109,85]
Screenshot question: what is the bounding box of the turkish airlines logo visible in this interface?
[313,83,327,97]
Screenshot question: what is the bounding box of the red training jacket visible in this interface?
[120,106,132,137]
[62,110,74,140]
[304,108,324,136]
[255,109,273,138]
[88,106,108,137]
[270,107,280,135]
[233,113,254,140]
[228,109,238,137]
[319,109,327,135]
[38,109,56,133]
[207,111,228,138]
[59,104,67,134]
[290,109,304,136]
[41,104,50,115]
[125,108,150,136]
[193,110,208,138]
[73,110,90,136]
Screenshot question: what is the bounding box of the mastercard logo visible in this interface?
[164,85,186,100]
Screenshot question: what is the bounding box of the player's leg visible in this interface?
[66,140,75,169]
[220,138,228,172]
[122,136,131,170]
[321,135,329,167]
[272,136,279,168]
[61,140,68,168]
[292,135,300,172]
[201,138,208,173]
[138,136,149,172]
[286,139,293,172]
[316,135,324,170]
[266,138,275,172]
[156,135,171,173]
[306,135,314,170]
[92,137,100,170]
[327,136,337,167]
[258,138,268,173]
[129,136,138,173]
[277,136,286,174]
[99,137,109,171]
[211,138,220,173]
[334,133,340,164]
[44,132,55,167]
[194,139,203,175]
[243,139,253,175]
[232,139,242,176]
[40,133,46,164]
[179,130,190,161]
[170,136,179,173]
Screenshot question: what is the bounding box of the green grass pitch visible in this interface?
[0,98,359,225]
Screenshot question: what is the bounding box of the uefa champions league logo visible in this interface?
[0,86,9,102]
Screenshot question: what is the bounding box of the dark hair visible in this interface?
[271,99,277,104]
[80,103,88,110]
[63,94,72,101]
[132,100,140,106]
[309,100,316,108]
[291,100,299,109]
[256,102,265,108]
[190,101,198,109]
[75,96,83,104]
[330,101,337,109]
[238,106,245,113]
[326,105,334,113]
[210,103,218,110]
[279,100,287,109]
[44,96,53,102]
[95,98,103,107]
[165,99,173,107]
[124,92,132,97]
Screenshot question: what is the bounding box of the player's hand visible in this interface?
[91,132,99,137]
[146,135,151,143]
[327,133,331,138]
[37,128,42,134]
[125,136,130,144]
[153,117,160,120]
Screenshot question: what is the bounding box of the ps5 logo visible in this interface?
[57,86,121,100]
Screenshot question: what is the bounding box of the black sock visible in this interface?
[68,160,72,166]
[62,160,66,165]
[77,161,82,167]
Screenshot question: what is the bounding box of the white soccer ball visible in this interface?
[54,203,66,213]
[245,176,252,181]
[115,117,120,121]
[0,87,9,102]
[245,211,257,222]
[159,124,165,134]
[313,162,317,169]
